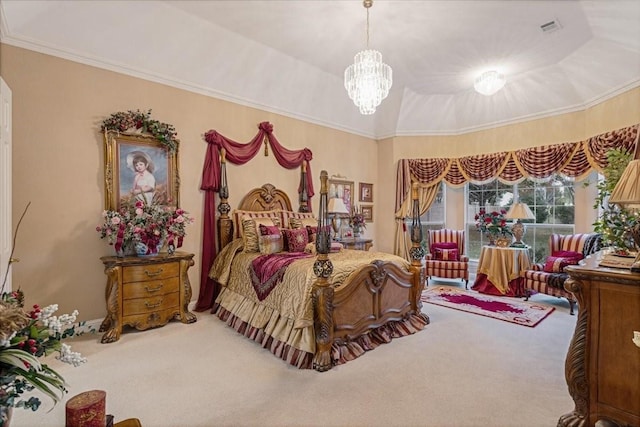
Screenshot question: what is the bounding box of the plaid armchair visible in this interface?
[425,229,469,288]
[523,233,602,314]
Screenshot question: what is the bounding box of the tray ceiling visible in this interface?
[1,0,639,138]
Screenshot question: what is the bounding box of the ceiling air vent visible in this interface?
[540,19,562,34]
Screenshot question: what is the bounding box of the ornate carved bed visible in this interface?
[209,168,429,371]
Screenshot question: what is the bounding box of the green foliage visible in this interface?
[101,109,179,152]
[592,148,637,252]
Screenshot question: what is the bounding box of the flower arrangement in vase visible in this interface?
[474,208,512,244]
[350,205,367,237]
[96,199,194,256]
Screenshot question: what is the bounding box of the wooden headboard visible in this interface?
[215,148,310,250]
[218,183,295,250]
[237,183,293,212]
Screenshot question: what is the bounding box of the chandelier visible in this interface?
[344,0,392,115]
[474,70,506,96]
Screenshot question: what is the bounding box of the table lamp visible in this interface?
[327,197,349,240]
[608,142,640,272]
[505,202,535,247]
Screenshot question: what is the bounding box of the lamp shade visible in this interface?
[505,202,535,220]
[327,197,349,214]
[609,159,640,210]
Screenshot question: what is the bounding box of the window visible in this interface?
[466,174,575,263]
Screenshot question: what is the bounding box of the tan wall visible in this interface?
[390,88,640,158]
[0,44,377,321]
[2,43,638,322]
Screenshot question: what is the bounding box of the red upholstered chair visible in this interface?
[425,229,469,288]
[523,232,602,314]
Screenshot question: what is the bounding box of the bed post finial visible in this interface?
[299,160,309,213]
[408,182,426,312]
[312,170,335,371]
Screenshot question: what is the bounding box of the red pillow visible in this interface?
[259,224,281,236]
[434,248,459,261]
[543,256,581,273]
[306,225,318,243]
[282,228,309,252]
[430,241,458,254]
[552,250,583,261]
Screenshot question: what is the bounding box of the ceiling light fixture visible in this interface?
[344,0,392,115]
[474,70,506,96]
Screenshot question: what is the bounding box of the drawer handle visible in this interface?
[144,268,164,278]
[145,284,164,293]
[145,300,163,309]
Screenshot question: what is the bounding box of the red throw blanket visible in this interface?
[250,252,313,301]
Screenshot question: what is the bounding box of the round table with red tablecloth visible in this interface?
[472,246,532,296]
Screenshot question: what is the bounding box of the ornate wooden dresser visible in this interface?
[559,254,640,427]
[99,252,197,343]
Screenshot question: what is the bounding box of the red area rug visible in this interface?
[421,286,554,327]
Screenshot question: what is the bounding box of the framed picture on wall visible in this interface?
[103,132,179,211]
[362,205,373,222]
[328,178,355,214]
[359,182,373,203]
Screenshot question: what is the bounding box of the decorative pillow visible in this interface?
[552,250,584,260]
[543,256,581,273]
[430,241,458,254]
[289,217,317,230]
[330,242,344,253]
[259,224,281,236]
[304,242,316,255]
[259,234,284,255]
[282,211,315,230]
[232,209,281,238]
[282,228,309,253]
[242,217,280,253]
[306,225,318,243]
[434,247,459,261]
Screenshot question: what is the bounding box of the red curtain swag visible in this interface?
[196,121,314,311]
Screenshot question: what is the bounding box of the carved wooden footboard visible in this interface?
[332,260,421,343]
[312,171,427,371]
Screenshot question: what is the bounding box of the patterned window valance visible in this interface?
[395,124,639,212]
[407,123,638,186]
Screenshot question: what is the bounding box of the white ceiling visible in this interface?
[1,0,639,138]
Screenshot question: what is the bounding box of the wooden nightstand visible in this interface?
[99,251,197,343]
[340,237,373,251]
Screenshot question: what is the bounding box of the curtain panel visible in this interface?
[196,121,314,311]
[394,123,639,256]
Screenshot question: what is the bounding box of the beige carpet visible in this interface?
[12,280,578,427]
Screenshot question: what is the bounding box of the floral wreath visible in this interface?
[101,109,179,152]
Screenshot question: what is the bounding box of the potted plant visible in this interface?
[1,205,88,426]
[592,148,637,254]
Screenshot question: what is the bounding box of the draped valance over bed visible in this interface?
[198,122,314,311]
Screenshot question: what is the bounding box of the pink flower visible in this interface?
[175,215,185,223]
[111,217,121,225]
[135,208,143,216]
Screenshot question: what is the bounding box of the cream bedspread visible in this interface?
[209,239,410,353]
